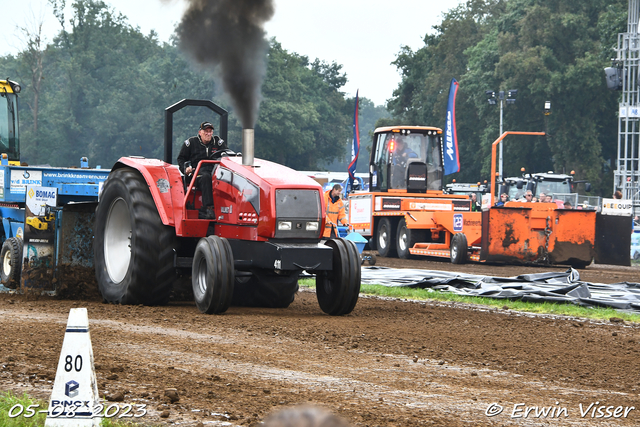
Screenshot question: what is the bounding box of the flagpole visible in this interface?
[348,90,360,195]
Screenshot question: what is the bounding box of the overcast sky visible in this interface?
[1,0,465,106]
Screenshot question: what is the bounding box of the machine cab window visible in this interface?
[370,127,442,192]
[0,80,20,163]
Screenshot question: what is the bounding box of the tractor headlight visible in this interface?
[278,221,292,231]
[306,221,319,231]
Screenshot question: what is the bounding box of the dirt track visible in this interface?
[1,256,640,426]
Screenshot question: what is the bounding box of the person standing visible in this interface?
[323,184,348,238]
[177,121,227,219]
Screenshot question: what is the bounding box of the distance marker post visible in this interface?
[45,308,101,427]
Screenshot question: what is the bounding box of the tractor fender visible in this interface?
[112,158,184,227]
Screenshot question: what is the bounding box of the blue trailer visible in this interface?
[0,79,110,292]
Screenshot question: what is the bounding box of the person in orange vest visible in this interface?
[323,184,348,238]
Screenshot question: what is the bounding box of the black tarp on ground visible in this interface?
[360,267,640,313]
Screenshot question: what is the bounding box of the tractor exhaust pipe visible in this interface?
[242,128,254,166]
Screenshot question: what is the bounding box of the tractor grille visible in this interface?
[274,189,322,239]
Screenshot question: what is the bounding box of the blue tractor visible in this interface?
[0,79,110,292]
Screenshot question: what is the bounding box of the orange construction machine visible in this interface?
[348,128,596,267]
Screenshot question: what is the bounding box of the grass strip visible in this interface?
[0,392,160,427]
[0,392,47,427]
[299,278,640,323]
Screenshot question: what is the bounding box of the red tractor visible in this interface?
[93,100,361,315]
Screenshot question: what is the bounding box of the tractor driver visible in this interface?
[390,136,418,188]
[393,136,418,166]
[177,121,227,219]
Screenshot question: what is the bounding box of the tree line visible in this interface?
[0,0,385,172]
[384,0,627,195]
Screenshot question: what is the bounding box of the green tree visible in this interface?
[387,0,505,184]
[253,41,351,170]
[387,0,627,195]
[322,96,390,174]
[0,0,375,173]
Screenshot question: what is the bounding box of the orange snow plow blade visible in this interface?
[482,201,596,266]
[484,132,596,267]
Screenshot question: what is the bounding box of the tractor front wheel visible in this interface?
[1,237,22,289]
[315,238,361,316]
[94,168,177,305]
[192,236,235,314]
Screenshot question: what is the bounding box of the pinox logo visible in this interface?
[65,380,79,398]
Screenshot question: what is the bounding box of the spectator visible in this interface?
[614,190,623,199]
[323,184,348,238]
[523,190,533,202]
[495,193,508,207]
[538,192,546,203]
[469,192,480,212]
[564,201,573,209]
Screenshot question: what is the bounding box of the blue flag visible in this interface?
[347,90,360,192]
[444,78,460,175]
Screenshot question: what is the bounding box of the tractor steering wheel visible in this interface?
[212,148,236,160]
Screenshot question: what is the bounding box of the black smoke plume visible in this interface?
[177,0,274,127]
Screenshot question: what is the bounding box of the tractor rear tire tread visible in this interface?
[94,168,176,306]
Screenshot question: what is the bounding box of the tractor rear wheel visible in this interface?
[94,168,177,305]
[315,238,361,316]
[232,270,299,308]
[450,233,468,264]
[376,218,396,257]
[396,218,425,259]
[1,237,22,289]
[192,236,235,314]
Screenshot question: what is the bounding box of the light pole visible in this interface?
[486,89,517,180]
